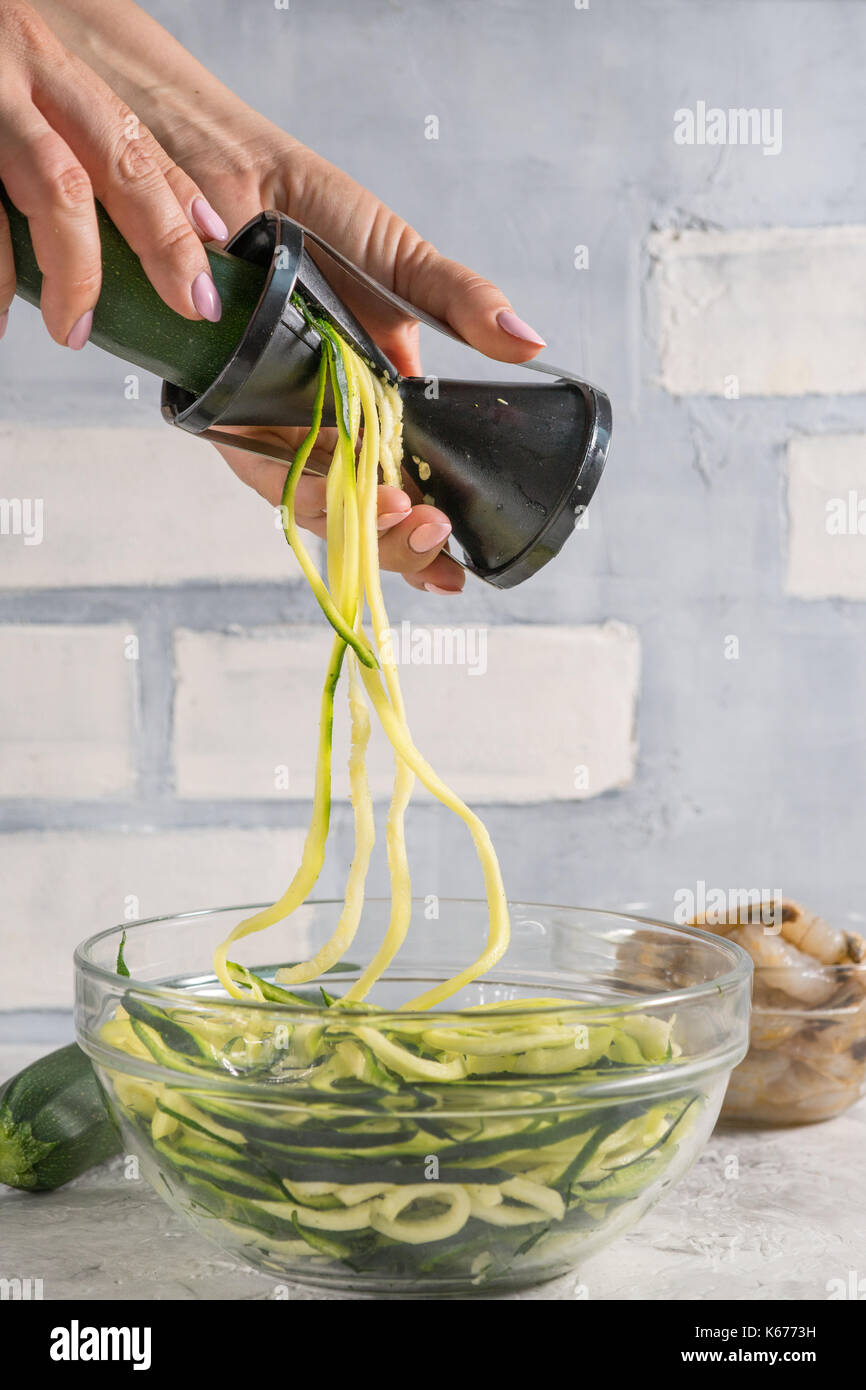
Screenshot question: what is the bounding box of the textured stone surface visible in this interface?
[2,1040,862,1301]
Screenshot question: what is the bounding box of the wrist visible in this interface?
[29,0,284,182]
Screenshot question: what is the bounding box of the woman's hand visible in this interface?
[22,0,546,590]
[164,124,546,381]
[212,424,464,595]
[169,125,547,592]
[0,0,227,349]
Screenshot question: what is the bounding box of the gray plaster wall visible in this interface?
[1,0,864,923]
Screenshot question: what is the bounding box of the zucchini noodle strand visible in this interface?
[215,313,510,1008]
[213,635,345,999]
[278,352,374,668]
[275,444,376,987]
[343,363,415,1001]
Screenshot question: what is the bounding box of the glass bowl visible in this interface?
[720,913,866,1126]
[620,899,866,1127]
[74,901,751,1296]
[722,988,866,1125]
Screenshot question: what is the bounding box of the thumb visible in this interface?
[399,243,547,364]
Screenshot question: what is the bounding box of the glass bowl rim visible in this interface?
[74,898,753,1022]
[750,999,865,1019]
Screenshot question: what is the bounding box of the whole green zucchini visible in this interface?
[0,1043,119,1191]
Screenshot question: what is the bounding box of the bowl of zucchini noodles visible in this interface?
[74,265,748,1294]
[75,901,751,1295]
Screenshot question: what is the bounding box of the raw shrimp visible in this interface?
[748,1010,802,1051]
[786,1035,866,1085]
[775,1084,864,1123]
[696,898,866,1122]
[778,901,851,965]
[723,1050,791,1111]
[696,898,865,967]
[846,933,866,964]
[724,1053,861,1124]
[727,925,837,1007]
[735,1082,863,1125]
[807,1002,866,1052]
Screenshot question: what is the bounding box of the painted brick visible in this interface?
[0,625,135,797]
[0,426,304,587]
[173,622,640,803]
[650,226,866,396]
[786,433,866,599]
[0,827,305,1009]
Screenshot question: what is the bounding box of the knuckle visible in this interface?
[108,98,151,146]
[401,230,435,271]
[51,162,93,211]
[157,157,185,189]
[66,266,102,296]
[113,132,159,185]
[393,231,437,299]
[151,216,198,262]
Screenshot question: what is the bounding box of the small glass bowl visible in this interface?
[621,900,866,1127]
[74,902,751,1295]
[722,990,866,1125]
[721,920,866,1126]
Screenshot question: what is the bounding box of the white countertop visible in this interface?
[2,1036,862,1301]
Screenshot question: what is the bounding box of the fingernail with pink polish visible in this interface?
[409,520,451,554]
[192,271,222,322]
[67,310,93,351]
[377,510,411,532]
[424,582,460,595]
[496,309,546,347]
[0,310,8,341]
[192,197,229,242]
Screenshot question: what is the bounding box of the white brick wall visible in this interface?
[0,426,303,588]
[0,625,136,797]
[786,434,866,600]
[173,621,640,803]
[650,226,866,397]
[0,828,305,1009]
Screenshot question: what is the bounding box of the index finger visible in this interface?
[33,58,218,321]
[0,115,101,345]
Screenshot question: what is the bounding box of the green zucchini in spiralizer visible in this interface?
[0,184,265,396]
